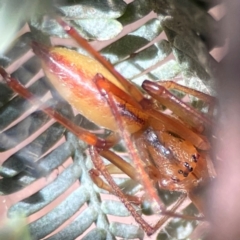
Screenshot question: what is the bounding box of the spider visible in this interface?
[0,17,216,237]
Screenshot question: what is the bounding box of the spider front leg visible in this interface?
[56,18,144,103]
[160,80,216,119]
[160,80,215,115]
[89,149,142,206]
[89,146,156,236]
[142,80,213,130]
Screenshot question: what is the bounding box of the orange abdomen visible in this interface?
[34,45,147,133]
[40,47,128,131]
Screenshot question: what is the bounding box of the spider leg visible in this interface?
[160,80,215,108]
[160,80,215,116]
[151,194,189,232]
[89,146,155,235]
[142,80,213,130]
[89,167,142,205]
[56,18,144,103]
[100,150,138,181]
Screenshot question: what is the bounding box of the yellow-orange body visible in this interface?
[42,48,127,130]
[34,44,211,206]
[39,47,148,134]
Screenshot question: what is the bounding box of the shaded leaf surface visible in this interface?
[118,0,152,25]
[0,122,66,178]
[8,161,82,217]
[0,111,51,152]
[0,78,48,131]
[28,186,90,239]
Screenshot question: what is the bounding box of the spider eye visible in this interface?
[192,154,199,162]
[184,162,193,172]
[178,170,183,174]
[184,162,189,168]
